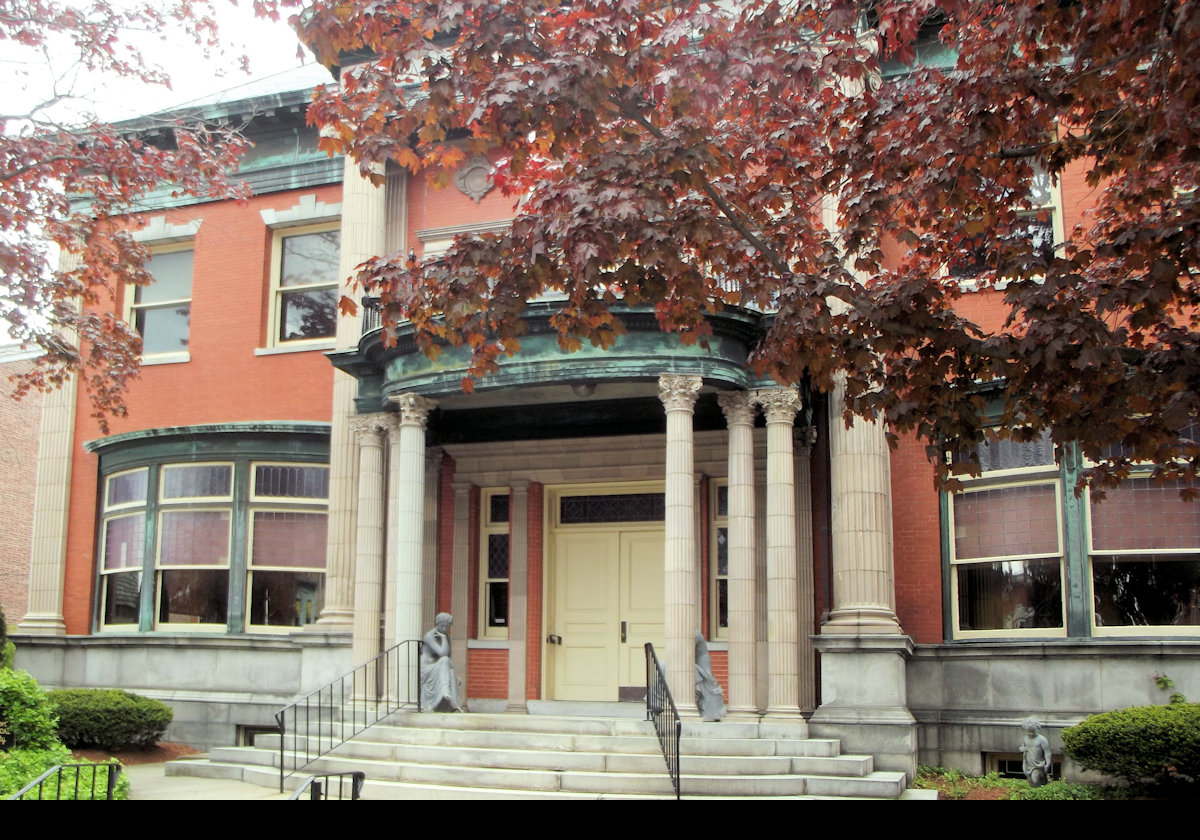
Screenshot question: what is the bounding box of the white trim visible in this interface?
[416,219,514,242]
[253,341,336,357]
[259,195,342,228]
[133,216,202,244]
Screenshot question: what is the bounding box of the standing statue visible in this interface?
[1020,719,1052,787]
[420,613,463,712]
[694,631,726,722]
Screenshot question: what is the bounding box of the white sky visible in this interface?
[4,2,324,125]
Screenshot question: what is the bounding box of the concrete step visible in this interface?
[172,711,903,800]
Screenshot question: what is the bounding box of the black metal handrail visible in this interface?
[644,642,681,800]
[288,771,366,800]
[7,763,122,801]
[275,639,421,792]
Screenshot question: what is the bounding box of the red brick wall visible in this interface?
[890,433,945,644]
[467,647,508,698]
[526,482,544,700]
[0,356,42,626]
[60,184,343,634]
[709,649,729,696]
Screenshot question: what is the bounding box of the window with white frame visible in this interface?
[1090,476,1200,634]
[95,434,329,633]
[479,489,510,638]
[948,168,1061,280]
[130,245,193,359]
[711,480,729,639]
[947,431,1067,638]
[945,428,1200,639]
[270,223,340,345]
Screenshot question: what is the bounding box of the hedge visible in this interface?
[47,689,173,752]
[0,669,59,750]
[1062,702,1200,785]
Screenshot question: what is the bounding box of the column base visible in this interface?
[312,608,355,631]
[809,634,917,782]
[763,706,806,721]
[822,606,903,635]
[14,614,66,636]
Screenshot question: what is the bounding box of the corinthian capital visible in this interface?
[717,390,757,427]
[392,393,438,428]
[753,387,801,424]
[658,374,702,412]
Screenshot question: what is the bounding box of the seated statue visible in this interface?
[420,613,463,713]
[694,631,725,722]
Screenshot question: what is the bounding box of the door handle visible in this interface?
[547,634,562,645]
[621,621,627,643]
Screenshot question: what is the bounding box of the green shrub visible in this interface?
[0,641,13,671]
[48,689,173,751]
[0,669,59,750]
[0,744,129,800]
[1005,779,1100,800]
[1062,702,1200,785]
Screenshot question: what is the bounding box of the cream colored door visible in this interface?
[549,528,664,701]
[618,530,665,692]
[551,531,620,700]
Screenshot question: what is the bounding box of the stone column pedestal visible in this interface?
[808,635,917,782]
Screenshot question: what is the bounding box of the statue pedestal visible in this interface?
[808,635,917,783]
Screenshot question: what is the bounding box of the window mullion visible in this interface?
[227,463,250,634]
[139,465,159,632]
[1060,444,1092,638]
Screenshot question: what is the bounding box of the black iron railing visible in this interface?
[361,296,382,334]
[276,639,421,792]
[7,763,122,801]
[644,643,681,800]
[288,771,366,800]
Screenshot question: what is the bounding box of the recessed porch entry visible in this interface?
[546,486,666,701]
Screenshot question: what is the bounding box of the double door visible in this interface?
[548,529,664,700]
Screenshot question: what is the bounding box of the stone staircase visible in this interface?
[167,707,908,799]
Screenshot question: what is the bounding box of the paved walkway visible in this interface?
[124,761,289,801]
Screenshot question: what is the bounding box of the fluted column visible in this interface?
[754,386,801,716]
[390,393,437,648]
[658,373,701,702]
[383,421,402,650]
[350,414,390,667]
[795,425,818,714]
[824,377,902,634]
[18,291,79,635]
[318,156,386,629]
[717,391,758,715]
[507,480,530,711]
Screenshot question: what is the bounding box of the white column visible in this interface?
[350,414,390,668]
[18,299,79,635]
[383,421,402,650]
[658,373,701,702]
[507,480,530,711]
[422,448,443,632]
[754,386,801,717]
[794,425,818,714]
[717,390,757,715]
[318,155,386,629]
[390,392,437,648]
[824,377,902,634]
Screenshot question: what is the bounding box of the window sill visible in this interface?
[467,638,509,649]
[142,352,190,366]
[255,340,336,357]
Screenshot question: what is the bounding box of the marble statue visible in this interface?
[694,631,725,722]
[420,613,463,712]
[1020,719,1052,787]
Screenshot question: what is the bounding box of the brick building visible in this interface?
[12,60,1200,782]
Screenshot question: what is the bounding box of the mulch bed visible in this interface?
[70,742,200,766]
